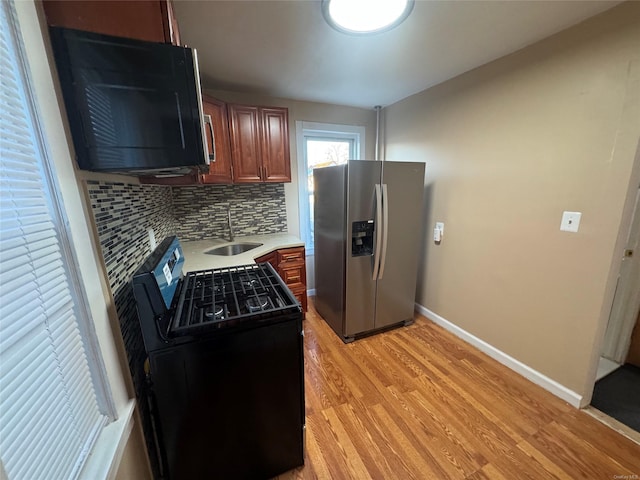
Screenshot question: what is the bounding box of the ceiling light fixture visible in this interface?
[322,0,414,35]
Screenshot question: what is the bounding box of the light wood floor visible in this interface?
[276,300,640,479]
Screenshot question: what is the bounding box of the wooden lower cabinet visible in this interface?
[256,247,307,314]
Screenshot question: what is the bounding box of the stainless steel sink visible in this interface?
[204,242,263,256]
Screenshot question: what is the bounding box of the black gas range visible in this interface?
[132,236,304,479]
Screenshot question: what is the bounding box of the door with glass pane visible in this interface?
[304,137,353,248]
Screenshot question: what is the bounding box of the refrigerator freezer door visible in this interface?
[345,160,382,336]
[374,162,425,329]
[313,165,347,337]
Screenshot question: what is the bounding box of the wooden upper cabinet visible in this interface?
[42,0,182,45]
[201,96,233,184]
[228,104,291,183]
[260,108,291,182]
[163,0,181,46]
[228,105,264,183]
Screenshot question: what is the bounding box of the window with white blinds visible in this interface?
[0,2,108,479]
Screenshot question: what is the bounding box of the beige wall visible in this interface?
[115,419,152,480]
[384,2,640,399]
[205,89,377,289]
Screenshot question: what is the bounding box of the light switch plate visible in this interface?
[560,211,581,232]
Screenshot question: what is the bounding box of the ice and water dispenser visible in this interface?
[351,220,374,257]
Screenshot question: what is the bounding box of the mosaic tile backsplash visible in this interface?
[86,180,178,478]
[87,181,178,291]
[171,184,288,241]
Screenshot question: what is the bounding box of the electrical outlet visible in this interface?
[560,211,581,233]
[434,222,444,243]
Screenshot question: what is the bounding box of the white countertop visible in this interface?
[180,233,305,272]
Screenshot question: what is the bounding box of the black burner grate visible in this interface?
[170,263,299,335]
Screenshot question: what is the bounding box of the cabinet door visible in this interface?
[162,0,182,45]
[201,96,233,184]
[260,107,291,182]
[228,105,262,183]
[276,247,304,266]
[255,251,278,271]
[43,1,176,44]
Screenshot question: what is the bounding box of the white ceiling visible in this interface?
[173,0,621,109]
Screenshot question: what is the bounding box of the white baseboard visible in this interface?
[307,288,316,296]
[415,304,582,408]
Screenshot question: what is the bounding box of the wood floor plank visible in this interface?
[332,402,408,479]
[275,300,640,479]
[401,326,554,437]
[465,463,510,480]
[386,333,527,443]
[369,402,447,479]
[527,420,640,478]
[559,408,640,472]
[392,386,487,478]
[515,438,576,480]
[320,407,373,479]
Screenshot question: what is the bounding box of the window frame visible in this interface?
[296,121,365,255]
[1,0,116,477]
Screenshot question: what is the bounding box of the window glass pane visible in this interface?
[305,139,351,246]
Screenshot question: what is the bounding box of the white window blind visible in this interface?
[0,2,107,479]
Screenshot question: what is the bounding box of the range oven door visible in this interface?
[149,315,304,479]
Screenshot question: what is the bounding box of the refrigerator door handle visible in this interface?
[372,184,383,280]
[378,183,389,280]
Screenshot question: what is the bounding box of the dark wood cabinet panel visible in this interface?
[163,0,181,46]
[279,265,304,286]
[42,0,181,45]
[228,105,263,183]
[229,104,291,184]
[201,96,233,184]
[276,247,304,266]
[260,108,291,182]
[256,246,307,313]
[255,251,277,270]
[290,285,308,313]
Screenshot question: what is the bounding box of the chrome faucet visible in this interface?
[226,204,234,242]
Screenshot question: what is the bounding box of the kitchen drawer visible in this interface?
[289,285,307,315]
[277,247,305,266]
[279,265,304,286]
[256,246,306,313]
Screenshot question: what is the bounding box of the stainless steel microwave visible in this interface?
[49,27,210,175]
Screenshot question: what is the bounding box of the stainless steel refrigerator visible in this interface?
[313,160,425,342]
